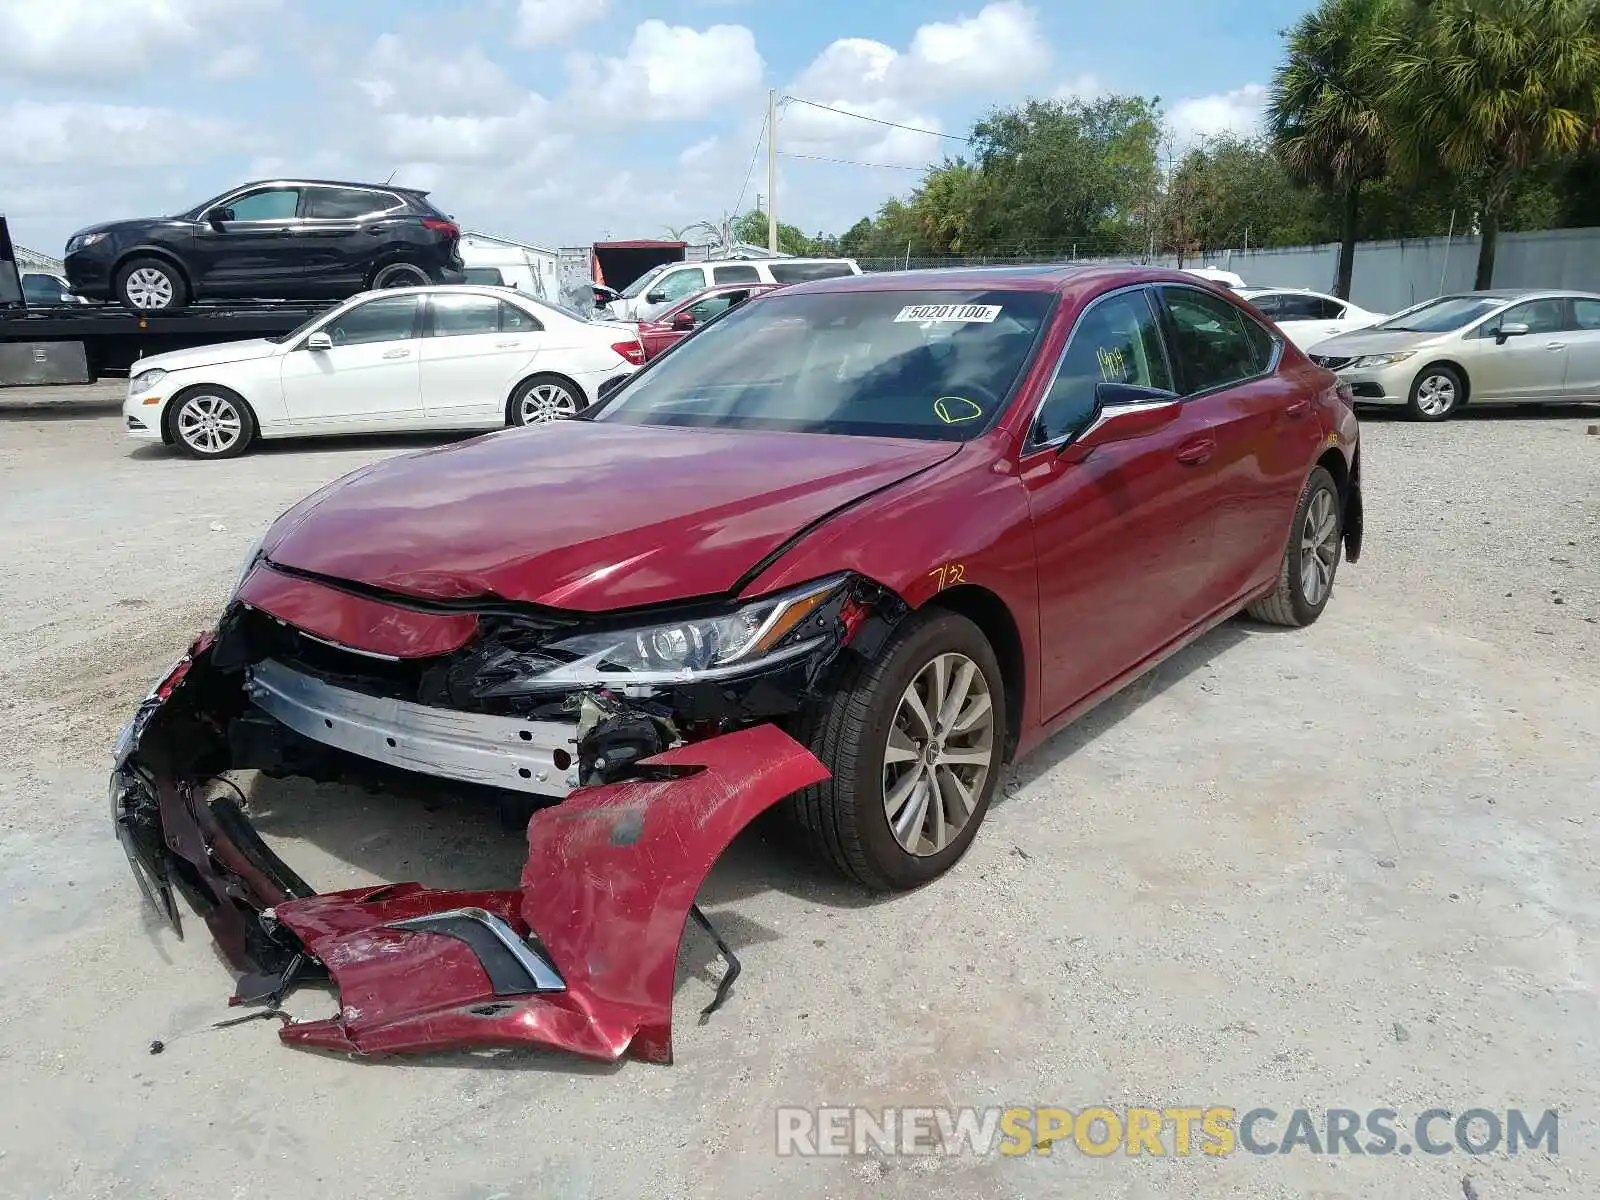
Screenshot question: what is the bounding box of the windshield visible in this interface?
[1378,295,1507,333]
[617,264,669,299]
[590,289,1055,441]
[266,302,341,344]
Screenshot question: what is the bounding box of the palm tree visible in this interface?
[1268,0,1397,299]
[1378,0,1600,288]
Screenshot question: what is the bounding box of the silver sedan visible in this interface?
[1305,288,1600,421]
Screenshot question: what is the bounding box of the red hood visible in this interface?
[262,421,958,611]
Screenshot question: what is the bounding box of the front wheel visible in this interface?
[1408,364,1464,421]
[168,387,257,459]
[788,609,1007,891]
[1246,465,1342,627]
[116,257,187,312]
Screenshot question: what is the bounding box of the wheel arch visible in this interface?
[367,255,430,289]
[113,247,194,294]
[920,583,1025,761]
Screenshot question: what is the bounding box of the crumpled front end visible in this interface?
[111,634,829,1063]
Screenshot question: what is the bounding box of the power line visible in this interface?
[781,95,971,143]
[730,108,768,218]
[778,151,927,171]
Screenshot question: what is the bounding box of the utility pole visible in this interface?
[766,89,778,254]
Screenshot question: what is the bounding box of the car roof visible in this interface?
[229,178,432,197]
[769,263,1217,297]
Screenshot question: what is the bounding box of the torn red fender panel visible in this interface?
[273,724,828,1062]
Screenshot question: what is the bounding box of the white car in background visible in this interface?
[604,257,862,321]
[1236,287,1388,351]
[123,286,646,458]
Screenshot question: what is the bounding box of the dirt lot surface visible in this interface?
[1,385,1597,1199]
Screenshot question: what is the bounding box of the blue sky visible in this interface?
[0,0,1316,256]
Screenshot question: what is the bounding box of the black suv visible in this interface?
[63,179,466,312]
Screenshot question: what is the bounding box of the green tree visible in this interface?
[1378,0,1600,287]
[1165,134,1327,256]
[1269,0,1398,298]
[965,95,1162,256]
[730,209,819,255]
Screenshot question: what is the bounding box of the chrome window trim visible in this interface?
[1024,283,1176,453]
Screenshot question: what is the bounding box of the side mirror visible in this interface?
[305,331,333,351]
[671,310,696,331]
[645,291,667,305]
[1059,384,1182,462]
[1495,321,1530,344]
[207,207,234,228]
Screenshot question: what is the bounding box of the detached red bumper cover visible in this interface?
[111,641,828,1064]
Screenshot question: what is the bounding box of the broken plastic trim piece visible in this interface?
[383,907,565,994]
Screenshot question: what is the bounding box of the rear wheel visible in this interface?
[508,375,584,426]
[1246,466,1342,627]
[1407,364,1464,421]
[168,386,257,459]
[788,610,1006,891]
[116,257,187,312]
[371,261,429,289]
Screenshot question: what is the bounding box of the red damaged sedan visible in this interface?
[112,265,1361,1062]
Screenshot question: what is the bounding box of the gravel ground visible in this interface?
[0,386,1596,1200]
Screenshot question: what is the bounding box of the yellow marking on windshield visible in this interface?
[934,396,984,424]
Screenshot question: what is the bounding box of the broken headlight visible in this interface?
[482,574,847,695]
[228,534,267,602]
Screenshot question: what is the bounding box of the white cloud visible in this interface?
[1054,73,1105,102]
[905,1,1048,92]
[0,0,276,80]
[357,35,526,118]
[569,20,763,122]
[201,45,261,80]
[514,0,609,48]
[1167,83,1268,147]
[0,100,243,167]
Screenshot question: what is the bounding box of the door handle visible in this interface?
[381,348,411,360]
[1175,436,1216,465]
[1545,342,1567,351]
[1284,397,1311,417]
[494,340,521,348]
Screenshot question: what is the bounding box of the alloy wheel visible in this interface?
[1415,373,1456,417]
[125,268,174,309]
[882,652,995,857]
[175,393,243,455]
[519,382,578,423]
[1299,487,1339,605]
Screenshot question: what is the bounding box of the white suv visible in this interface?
[605,258,862,320]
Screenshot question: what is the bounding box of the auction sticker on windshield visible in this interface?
[894,304,1003,323]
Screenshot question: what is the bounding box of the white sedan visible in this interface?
[1235,287,1388,351]
[123,285,646,458]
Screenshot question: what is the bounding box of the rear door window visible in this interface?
[428,292,506,337]
[1572,299,1600,330]
[303,186,394,219]
[1276,293,1344,320]
[1160,286,1276,393]
[712,265,761,284]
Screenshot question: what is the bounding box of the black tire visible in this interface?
[115,257,188,312]
[1406,363,1465,421]
[506,374,585,426]
[1246,466,1342,627]
[166,385,258,459]
[787,609,1007,891]
[370,261,429,290]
